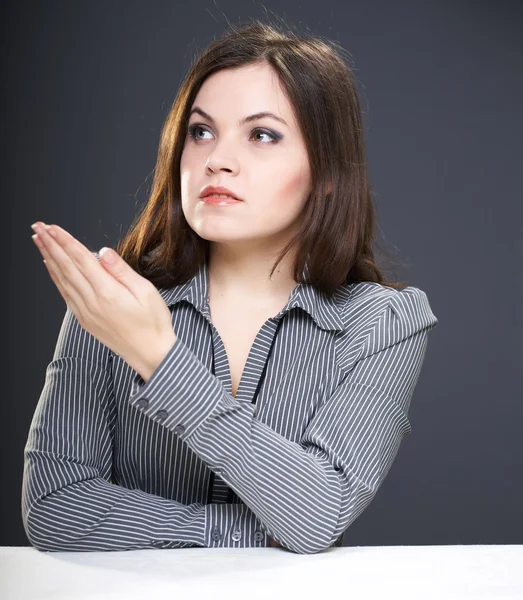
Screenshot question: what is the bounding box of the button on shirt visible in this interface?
[22,253,438,554]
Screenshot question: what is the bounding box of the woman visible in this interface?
[23,21,438,555]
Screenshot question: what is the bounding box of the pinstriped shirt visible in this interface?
[22,252,438,554]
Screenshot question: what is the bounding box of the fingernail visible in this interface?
[100,247,116,264]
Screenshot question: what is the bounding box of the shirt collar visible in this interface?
[156,259,346,332]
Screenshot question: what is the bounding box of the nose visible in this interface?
[205,161,233,174]
[204,142,239,175]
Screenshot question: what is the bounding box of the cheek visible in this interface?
[180,141,198,174]
[279,169,309,196]
[179,148,191,180]
[268,163,311,214]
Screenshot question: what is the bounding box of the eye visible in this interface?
[187,124,213,141]
[249,128,279,144]
[187,124,281,145]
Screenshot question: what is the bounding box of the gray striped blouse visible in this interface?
[22,253,438,554]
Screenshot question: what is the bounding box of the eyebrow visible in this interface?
[189,106,289,128]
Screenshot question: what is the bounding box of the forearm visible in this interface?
[23,476,206,552]
[133,331,178,383]
[128,338,343,554]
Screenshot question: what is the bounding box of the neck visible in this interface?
[207,240,299,303]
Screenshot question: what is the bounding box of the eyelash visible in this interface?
[187,123,281,145]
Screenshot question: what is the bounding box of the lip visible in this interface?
[199,185,243,202]
[201,196,242,206]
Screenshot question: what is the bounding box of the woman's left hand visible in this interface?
[31,221,176,379]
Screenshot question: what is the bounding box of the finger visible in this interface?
[98,246,148,301]
[33,231,73,303]
[46,224,116,297]
[32,222,99,307]
[42,258,83,318]
[32,234,69,299]
[32,226,92,314]
[35,235,82,319]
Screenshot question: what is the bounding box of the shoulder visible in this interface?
[341,280,438,330]
[346,281,437,329]
[335,281,438,371]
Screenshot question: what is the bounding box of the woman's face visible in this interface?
[180,62,312,250]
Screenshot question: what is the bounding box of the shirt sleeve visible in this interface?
[22,304,274,552]
[127,286,438,554]
[22,253,269,552]
[21,304,204,552]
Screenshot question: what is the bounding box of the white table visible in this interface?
[1,545,522,599]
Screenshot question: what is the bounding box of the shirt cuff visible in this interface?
[127,336,228,440]
[205,503,269,548]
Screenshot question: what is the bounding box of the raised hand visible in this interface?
[31,221,176,380]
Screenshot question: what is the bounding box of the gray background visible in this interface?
[2,0,522,547]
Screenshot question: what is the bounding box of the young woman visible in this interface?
[24,21,438,555]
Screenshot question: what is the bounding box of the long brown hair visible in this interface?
[114,19,408,298]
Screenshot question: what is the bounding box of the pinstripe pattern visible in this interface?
[22,252,438,554]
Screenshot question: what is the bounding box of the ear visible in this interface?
[325,181,333,195]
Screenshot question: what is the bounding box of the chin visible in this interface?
[190,223,247,243]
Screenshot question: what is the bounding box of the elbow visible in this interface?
[23,518,51,553]
[23,507,54,552]
[22,496,50,552]
[289,532,342,555]
[296,529,338,554]
[268,525,338,555]
[22,499,77,553]
[282,538,334,555]
[279,481,344,554]
[24,516,84,553]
